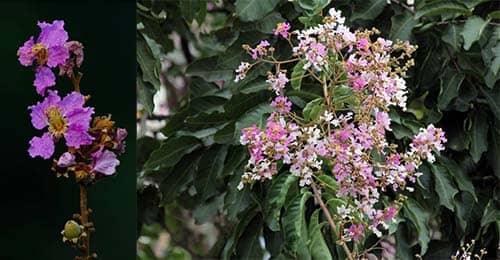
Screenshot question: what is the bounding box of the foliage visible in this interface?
[137,0,499,259]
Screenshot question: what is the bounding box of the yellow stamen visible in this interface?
[46,105,68,137]
[31,43,49,65]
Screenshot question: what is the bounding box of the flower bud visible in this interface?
[62,220,83,243]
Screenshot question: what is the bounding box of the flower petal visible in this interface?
[28,90,61,129]
[47,45,69,68]
[57,152,75,167]
[28,132,54,159]
[59,91,85,115]
[64,124,93,148]
[66,107,94,129]
[37,20,68,48]
[17,36,35,66]
[34,66,56,95]
[92,149,120,175]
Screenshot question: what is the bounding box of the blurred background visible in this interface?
[0,1,136,259]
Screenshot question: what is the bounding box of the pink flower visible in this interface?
[267,72,289,95]
[271,96,292,114]
[384,206,397,221]
[273,22,291,38]
[250,40,270,60]
[357,38,369,50]
[348,224,364,241]
[352,76,367,90]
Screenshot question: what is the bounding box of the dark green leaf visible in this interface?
[235,0,280,22]
[234,218,265,259]
[415,1,470,19]
[430,164,459,211]
[350,0,386,21]
[186,57,234,82]
[307,209,332,260]
[438,68,465,110]
[441,24,463,51]
[144,136,202,171]
[195,145,229,201]
[480,200,498,227]
[263,173,299,231]
[469,111,489,163]
[461,16,490,51]
[389,12,418,41]
[282,191,312,258]
[403,198,430,255]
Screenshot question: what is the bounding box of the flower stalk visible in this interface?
[18,20,127,259]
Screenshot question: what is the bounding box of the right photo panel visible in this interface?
[136,1,500,259]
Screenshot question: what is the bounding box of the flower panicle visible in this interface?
[235,8,446,243]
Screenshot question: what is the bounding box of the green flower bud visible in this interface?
[64,220,82,239]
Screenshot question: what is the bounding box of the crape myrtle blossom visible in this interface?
[17,20,70,95]
[91,146,120,176]
[234,62,251,82]
[235,8,447,243]
[266,71,289,95]
[273,22,291,38]
[28,90,94,159]
[250,40,270,60]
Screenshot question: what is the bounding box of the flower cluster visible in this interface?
[236,9,446,243]
[20,20,127,181]
[18,20,84,95]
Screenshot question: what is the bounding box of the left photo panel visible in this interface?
[0,1,136,259]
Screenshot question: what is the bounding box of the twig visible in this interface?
[79,184,90,259]
[311,182,354,260]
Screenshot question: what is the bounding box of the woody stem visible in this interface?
[79,184,90,259]
[311,182,354,260]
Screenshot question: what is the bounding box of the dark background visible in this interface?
[0,1,136,259]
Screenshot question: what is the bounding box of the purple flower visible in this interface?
[273,22,291,38]
[91,146,120,176]
[17,20,69,95]
[250,40,270,60]
[28,90,94,159]
[271,96,292,114]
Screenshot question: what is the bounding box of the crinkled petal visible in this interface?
[64,124,93,148]
[37,20,68,48]
[66,107,94,129]
[28,103,48,130]
[59,91,85,115]
[28,132,54,159]
[34,66,56,95]
[92,149,120,175]
[17,36,36,66]
[47,45,69,67]
[57,152,75,167]
[28,90,61,129]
